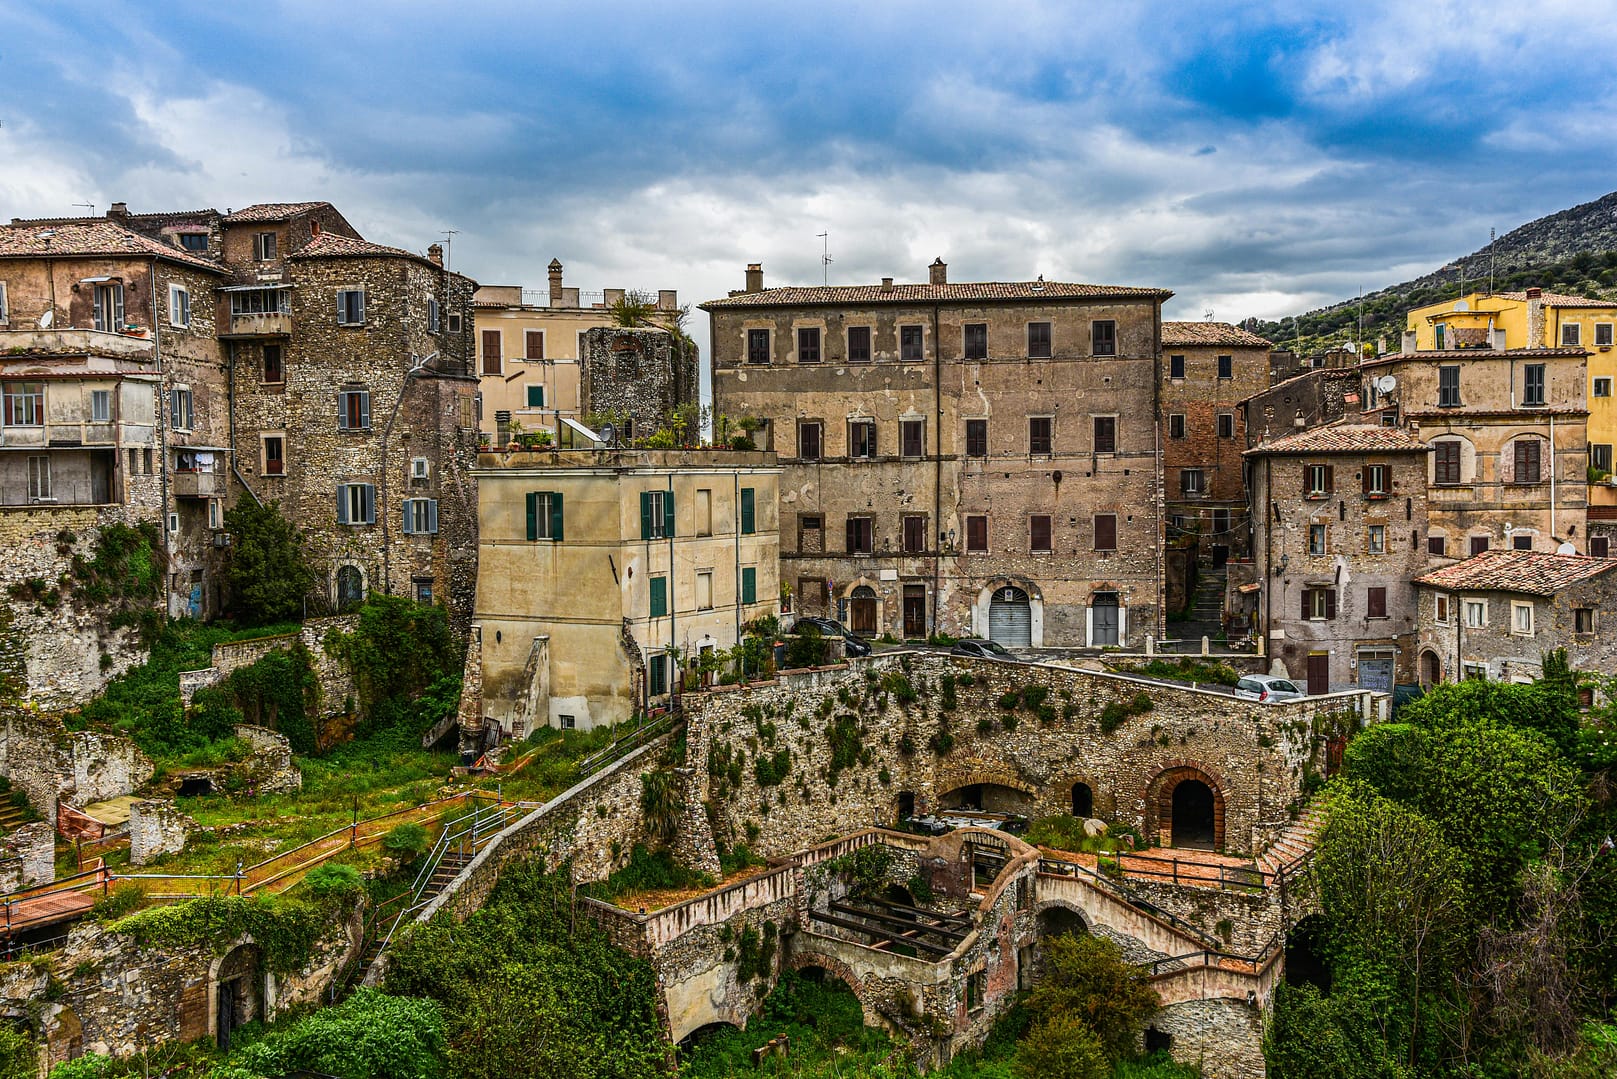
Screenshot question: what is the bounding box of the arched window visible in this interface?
[335,565,364,609]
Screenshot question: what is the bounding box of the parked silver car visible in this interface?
[1234,674,1305,703]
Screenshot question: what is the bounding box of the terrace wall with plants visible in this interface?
[0,710,153,826]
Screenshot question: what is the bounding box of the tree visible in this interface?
[1013,1013,1109,1079]
[1265,983,1410,1079]
[1025,933,1160,1062]
[224,498,316,625]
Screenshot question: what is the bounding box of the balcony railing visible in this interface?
[0,328,156,360]
[172,471,227,499]
[224,311,293,337]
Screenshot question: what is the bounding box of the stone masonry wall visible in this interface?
[128,800,194,866]
[580,327,698,441]
[178,616,357,725]
[0,712,154,826]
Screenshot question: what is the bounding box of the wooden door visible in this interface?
[1306,653,1330,695]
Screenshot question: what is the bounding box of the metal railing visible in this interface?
[1037,856,1224,951]
[577,711,679,778]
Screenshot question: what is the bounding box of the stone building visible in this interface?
[471,447,780,734]
[1239,366,1366,448]
[471,264,689,445]
[1245,423,1431,693]
[702,260,1171,648]
[579,326,700,444]
[1411,549,1617,685]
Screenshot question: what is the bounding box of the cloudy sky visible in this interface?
[3,0,1614,358]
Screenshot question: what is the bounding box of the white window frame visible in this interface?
[402,497,439,535]
[1309,523,1327,556]
[524,329,546,361]
[1306,463,1329,496]
[1595,377,1613,398]
[1562,323,1581,347]
[1180,468,1205,495]
[1511,600,1534,636]
[1597,323,1614,347]
[261,433,286,476]
[336,289,366,327]
[90,389,111,423]
[1368,524,1385,554]
[3,381,43,427]
[1308,588,1331,620]
[696,569,714,611]
[447,312,463,334]
[170,386,194,432]
[92,282,125,333]
[26,455,51,501]
[253,232,277,262]
[1464,598,1487,629]
[0,281,8,323]
[337,482,377,526]
[208,498,222,529]
[411,456,430,480]
[167,284,190,329]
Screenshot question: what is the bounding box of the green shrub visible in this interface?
[1027,933,1159,1062]
[382,823,431,864]
[753,749,791,787]
[304,863,366,899]
[1013,1013,1108,1079]
[999,689,1022,710]
[228,988,446,1079]
[90,883,145,922]
[0,1023,33,1079]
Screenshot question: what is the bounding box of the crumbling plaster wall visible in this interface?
[0,712,154,825]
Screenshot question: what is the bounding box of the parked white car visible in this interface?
[1234,674,1305,703]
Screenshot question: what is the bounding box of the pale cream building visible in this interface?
[473,448,780,733]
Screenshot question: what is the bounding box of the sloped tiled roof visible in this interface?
[1243,423,1430,456]
[0,221,226,274]
[1361,346,1587,368]
[1412,549,1617,596]
[701,280,1173,309]
[1498,290,1617,309]
[221,202,331,223]
[290,232,423,261]
[1161,321,1272,348]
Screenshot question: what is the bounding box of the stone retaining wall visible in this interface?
[128,801,194,866]
[0,712,153,826]
[178,615,358,715]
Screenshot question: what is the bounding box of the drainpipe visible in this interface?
[668,469,677,694]
[932,303,942,638]
[1154,302,1165,644]
[151,258,172,616]
[1263,457,1274,672]
[734,469,742,648]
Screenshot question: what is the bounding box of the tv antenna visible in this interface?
[1488,227,1496,295]
[1203,308,1215,322]
[441,229,459,271]
[817,231,832,285]
[72,202,95,216]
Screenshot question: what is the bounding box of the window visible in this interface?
[524,330,545,361]
[447,312,462,333]
[1180,468,1205,495]
[1169,354,1185,379]
[1597,323,1614,347]
[900,419,924,458]
[170,387,194,431]
[26,455,50,501]
[1217,412,1235,439]
[797,327,821,363]
[336,483,376,525]
[167,284,190,328]
[965,419,987,458]
[523,384,545,408]
[402,498,439,535]
[0,281,7,321]
[649,654,667,696]
[1367,586,1387,618]
[263,435,285,476]
[1438,365,1460,407]
[1030,514,1052,553]
[90,389,111,423]
[481,330,502,375]
[963,323,987,360]
[427,298,440,333]
[695,488,712,536]
[846,516,874,554]
[525,491,564,540]
[253,232,277,261]
[1470,535,1490,556]
[1168,413,1186,439]
[411,457,429,481]
[1217,354,1233,379]
[1592,444,1613,473]
[1464,662,1487,681]
[1368,524,1386,554]
[902,514,926,553]
[1513,533,1534,551]
[900,325,924,362]
[640,489,674,539]
[1309,523,1327,556]
[1029,417,1053,455]
[798,422,823,461]
[746,328,770,364]
[850,419,877,459]
[848,326,871,363]
[1513,439,1542,484]
[338,389,370,431]
[696,570,714,611]
[177,232,208,252]
[1027,322,1051,359]
[1305,463,1332,496]
[1596,377,1613,398]
[1093,415,1116,454]
[2,382,42,426]
[92,283,124,332]
[1523,363,1546,406]
[336,289,365,326]
[1562,323,1581,347]
[414,578,433,604]
[263,344,284,384]
[1094,513,1118,551]
[965,515,988,552]
[1212,507,1231,534]
[740,487,756,534]
[741,566,758,605]
[1435,595,1450,624]
[1303,587,1336,620]
[1594,536,1611,558]
[967,970,986,1013]
[1363,463,1388,497]
[1091,320,1116,356]
[1575,607,1595,634]
[1434,441,1462,485]
[1512,601,1534,636]
[649,576,668,618]
[1428,535,1446,556]
[1464,599,1487,628]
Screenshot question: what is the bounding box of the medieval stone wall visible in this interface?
[0,712,153,825]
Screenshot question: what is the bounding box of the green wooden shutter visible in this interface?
[650,576,667,618]
[740,488,755,534]
[526,492,539,541]
[640,491,653,540]
[742,567,757,605]
[663,491,675,538]
[549,492,564,542]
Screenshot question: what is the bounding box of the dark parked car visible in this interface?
[950,638,1020,662]
[792,616,872,657]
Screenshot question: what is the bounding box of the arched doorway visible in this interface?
[1421,650,1441,686]
[989,586,1031,647]
[1038,905,1088,939]
[1149,766,1226,850]
[212,944,263,1052]
[335,565,364,609]
[1171,781,1216,849]
[1070,782,1094,818]
[849,586,878,635]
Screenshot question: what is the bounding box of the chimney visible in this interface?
[548,258,564,307]
[1525,287,1542,298]
[1402,329,1418,354]
[929,258,947,285]
[426,243,443,267]
[1526,288,1546,346]
[881,277,894,292]
[744,263,763,293]
[107,202,128,219]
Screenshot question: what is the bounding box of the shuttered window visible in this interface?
[640,490,675,539]
[850,420,876,458]
[1092,416,1115,454]
[1030,515,1052,553]
[747,329,770,365]
[338,389,370,431]
[1304,463,1333,495]
[649,576,668,618]
[524,491,564,540]
[900,325,924,362]
[965,515,988,552]
[902,515,926,553]
[741,567,757,605]
[797,327,821,363]
[1027,322,1052,359]
[798,422,822,461]
[845,516,873,553]
[966,419,987,458]
[481,330,503,375]
[847,326,871,363]
[336,289,365,326]
[1029,417,1052,455]
[963,323,987,360]
[900,419,924,458]
[336,483,376,526]
[1367,586,1387,618]
[740,487,756,534]
[402,498,439,535]
[525,331,545,360]
[1513,439,1542,484]
[1094,514,1117,551]
[1434,441,1461,485]
[1091,320,1116,356]
[1302,587,1337,620]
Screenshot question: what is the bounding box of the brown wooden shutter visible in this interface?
[1325,589,1337,620]
[1361,466,1371,496]
[1302,465,1311,493]
[1368,587,1387,617]
[1324,465,1335,493]
[1301,588,1311,620]
[526,332,545,360]
[846,518,858,553]
[481,329,502,374]
[1095,514,1117,550]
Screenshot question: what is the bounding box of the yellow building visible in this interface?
[472,259,681,444]
[472,448,780,734]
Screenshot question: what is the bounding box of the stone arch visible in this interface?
[209,941,265,1052]
[1420,649,1442,686]
[935,766,1038,815]
[677,1020,743,1048]
[1059,772,1111,818]
[1143,763,1228,851]
[332,561,366,610]
[972,578,1045,647]
[786,953,882,1030]
[845,580,882,636]
[1036,900,1090,940]
[39,1004,82,1072]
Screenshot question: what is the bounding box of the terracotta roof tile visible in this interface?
[1243,423,1430,456]
[0,221,226,274]
[1497,290,1617,309]
[701,280,1172,309]
[1161,321,1272,348]
[221,202,331,223]
[1362,346,1586,368]
[1412,549,1617,595]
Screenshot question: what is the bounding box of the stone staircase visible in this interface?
[0,801,30,834]
[1166,562,1226,652]
[1257,801,1326,878]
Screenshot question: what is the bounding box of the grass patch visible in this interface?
[580,844,715,905]
[1025,814,1122,855]
[1120,657,1240,687]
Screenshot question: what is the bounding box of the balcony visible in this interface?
[0,328,156,361]
[223,311,294,338]
[172,470,227,499]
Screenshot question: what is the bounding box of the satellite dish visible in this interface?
[1558,541,1578,556]
[1376,375,1397,394]
[1454,300,1470,312]
[39,309,53,329]
[599,422,616,446]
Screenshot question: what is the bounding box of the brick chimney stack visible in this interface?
[107,202,129,220]
[548,259,564,307]
[745,263,764,293]
[1526,287,1546,346]
[426,243,443,267]
[929,258,947,285]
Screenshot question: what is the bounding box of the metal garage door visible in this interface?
[988,586,1031,647]
[1358,650,1395,693]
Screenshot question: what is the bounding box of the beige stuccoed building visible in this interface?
[472,447,781,734]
